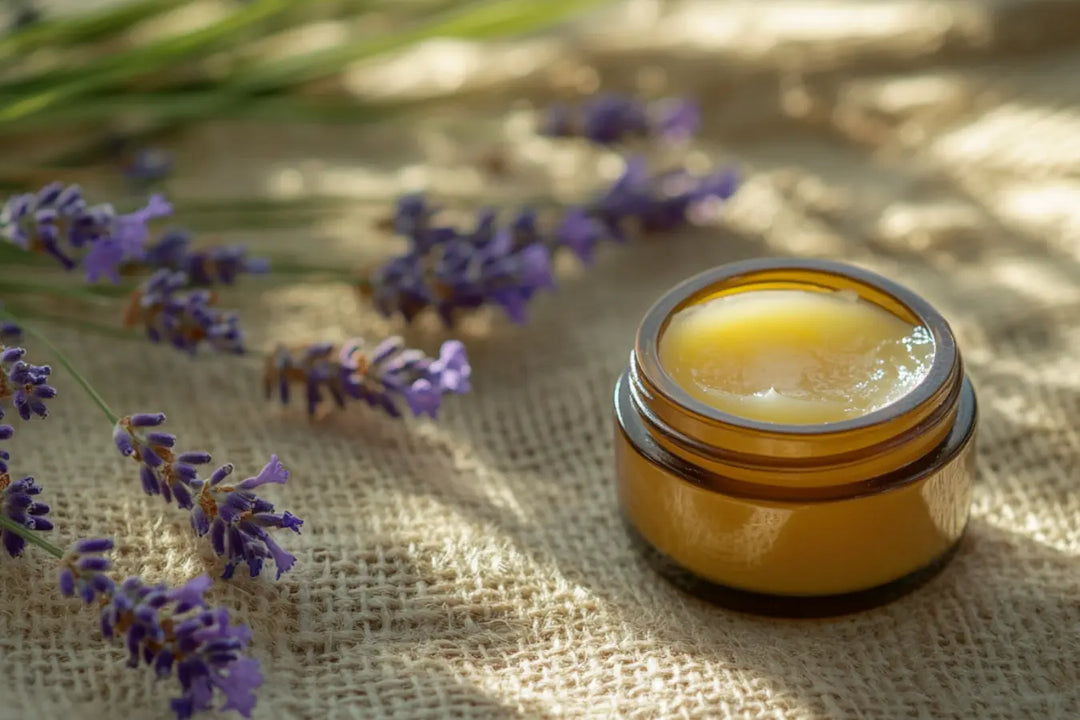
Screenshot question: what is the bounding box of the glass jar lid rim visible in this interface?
[633,257,959,435]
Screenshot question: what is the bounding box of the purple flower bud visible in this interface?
[75,537,115,553]
[130,413,166,427]
[209,464,233,486]
[541,94,701,145]
[1,476,51,558]
[582,93,649,145]
[58,568,75,597]
[145,432,176,447]
[76,555,111,572]
[554,207,604,265]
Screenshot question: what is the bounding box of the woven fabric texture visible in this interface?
[2,1,1080,718]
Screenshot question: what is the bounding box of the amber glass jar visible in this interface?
[615,258,977,616]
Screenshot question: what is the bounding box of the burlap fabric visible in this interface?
[2,1,1079,718]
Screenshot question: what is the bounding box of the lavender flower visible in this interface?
[125,148,174,184]
[342,337,471,417]
[113,415,301,579]
[581,94,650,145]
[370,159,737,323]
[59,539,263,719]
[540,94,700,145]
[393,194,434,245]
[263,342,346,417]
[264,337,471,419]
[0,342,56,421]
[144,230,270,286]
[0,424,11,474]
[113,412,212,509]
[0,182,172,282]
[189,457,303,580]
[0,322,20,344]
[125,269,244,354]
[369,224,554,325]
[0,468,52,557]
[58,537,116,603]
[554,208,605,265]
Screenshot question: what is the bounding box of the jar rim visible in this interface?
[634,257,959,436]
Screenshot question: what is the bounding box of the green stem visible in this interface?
[2,304,140,343]
[0,91,409,132]
[0,516,64,558]
[0,309,120,425]
[0,278,119,307]
[0,0,609,127]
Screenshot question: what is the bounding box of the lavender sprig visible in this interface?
[369,157,737,325]
[58,538,263,719]
[124,269,245,354]
[0,346,57,421]
[190,458,303,580]
[541,94,700,145]
[0,433,52,558]
[144,230,270,286]
[264,337,471,418]
[0,182,172,282]
[113,414,301,580]
[0,317,54,557]
[0,318,57,422]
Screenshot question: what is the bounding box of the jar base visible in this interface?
[625,517,965,618]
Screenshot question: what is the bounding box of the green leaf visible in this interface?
[0,0,189,62]
[0,0,298,124]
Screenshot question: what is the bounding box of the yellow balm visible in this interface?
[615,259,977,616]
[658,289,935,424]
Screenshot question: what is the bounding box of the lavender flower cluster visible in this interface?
[0,469,51,558]
[369,157,737,325]
[264,336,470,418]
[1,183,267,356]
[0,313,269,717]
[541,94,701,145]
[114,413,302,579]
[124,269,245,354]
[0,319,54,559]
[144,229,270,286]
[371,199,554,325]
[59,539,262,719]
[0,182,172,282]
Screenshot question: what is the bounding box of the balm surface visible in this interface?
[658,289,934,424]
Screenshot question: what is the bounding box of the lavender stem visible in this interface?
[0,515,63,558]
